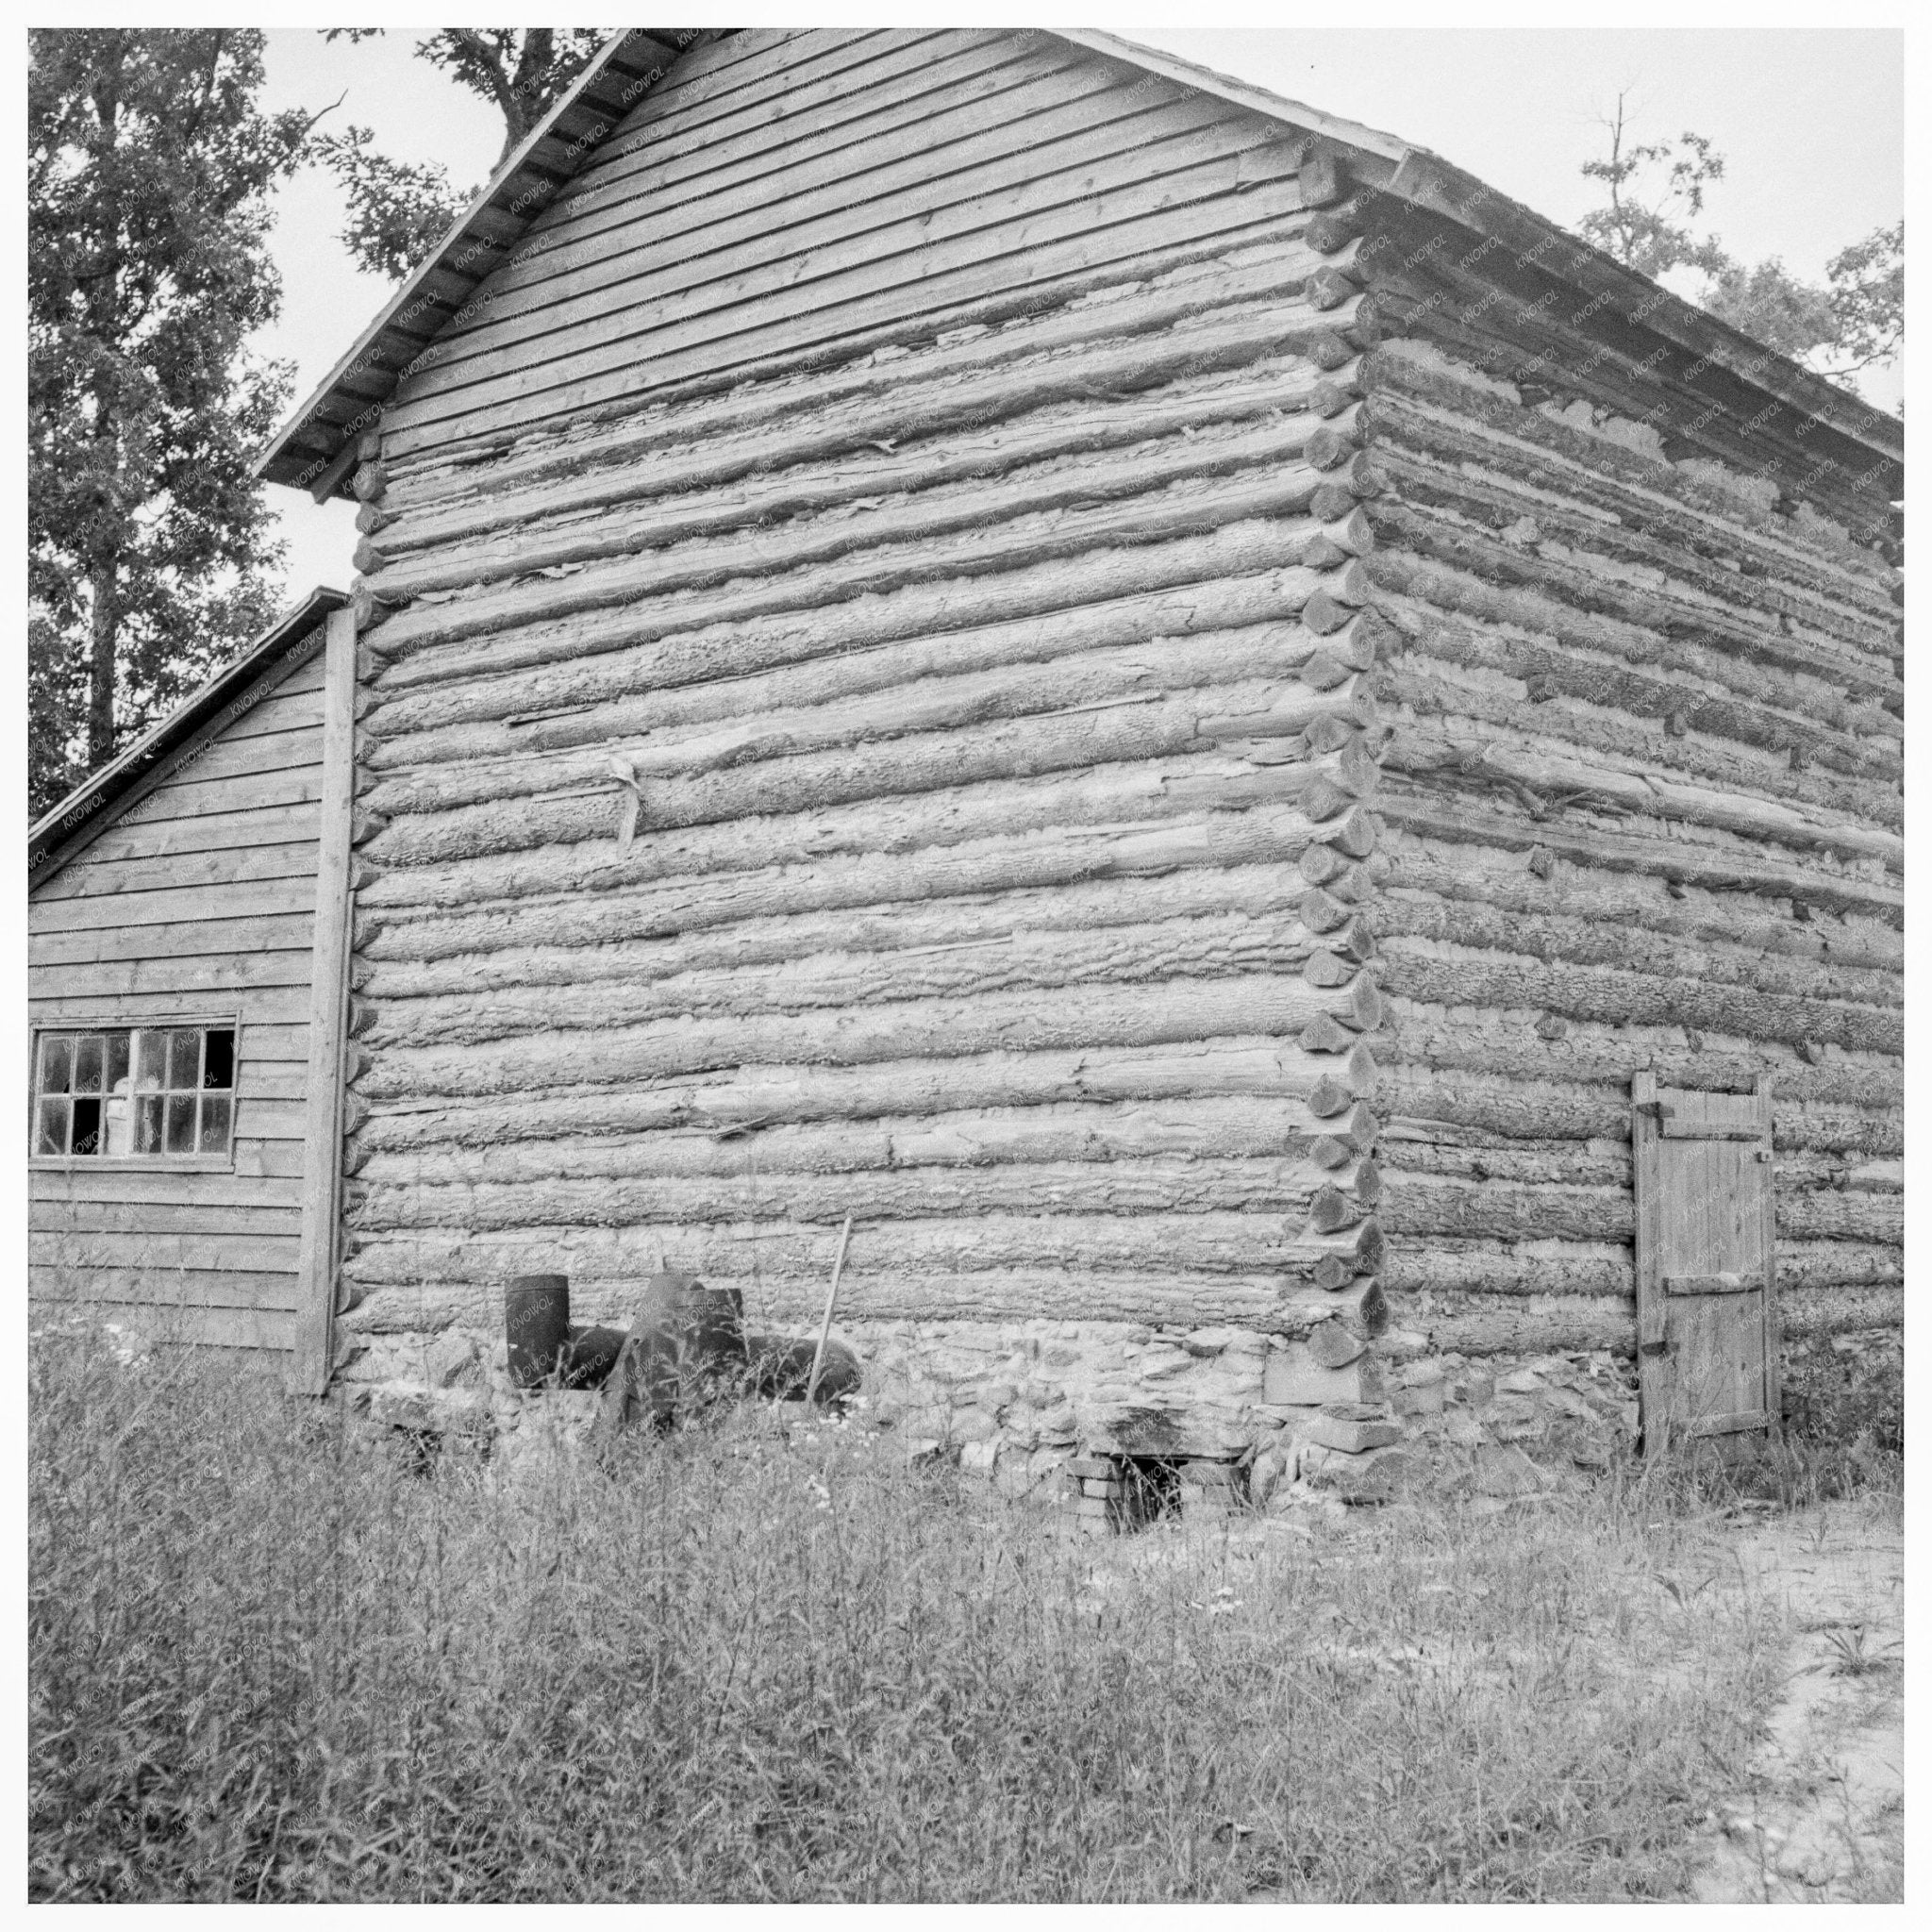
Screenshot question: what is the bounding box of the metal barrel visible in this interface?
[561,1323,626,1389]
[505,1274,571,1387]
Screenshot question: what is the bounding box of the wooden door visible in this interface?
[1631,1072,1779,1452]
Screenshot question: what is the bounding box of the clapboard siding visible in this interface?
[28,641,329,1352]
[376,31,1322,457]
[32,841,327,905]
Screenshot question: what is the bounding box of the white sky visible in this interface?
[252,25,1905,607]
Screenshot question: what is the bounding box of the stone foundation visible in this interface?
[335,1312,1661,1514]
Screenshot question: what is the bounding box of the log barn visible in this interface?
[28,588,357,1384]
[249,28,1906,1472]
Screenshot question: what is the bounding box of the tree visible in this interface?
[314,30,604,283]
[1578,95,1731,282]
[27,29,313,822]
[1579,92,1903,396]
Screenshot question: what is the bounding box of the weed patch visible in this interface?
[31,1335,1793,1902]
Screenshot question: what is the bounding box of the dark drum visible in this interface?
[505,1273,571,1387]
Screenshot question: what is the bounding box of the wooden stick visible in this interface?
[806,1214,853,1407]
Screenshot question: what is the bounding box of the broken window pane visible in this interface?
[35,1023,238,1160]
[201,1028,234,1091]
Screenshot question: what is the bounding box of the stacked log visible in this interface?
[1323,192,1903,1358]
[330,29,1901,1399]
[335,33,1393,1361]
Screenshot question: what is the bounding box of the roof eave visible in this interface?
[1055,30,1903,483]
[28,586,350,888]
[256,27,717,499]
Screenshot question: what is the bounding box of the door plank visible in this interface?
[1632,1073,1778,1451]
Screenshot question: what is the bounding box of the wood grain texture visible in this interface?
[296,28,1900,1384]
[29,608,328,1345]
[291,608,358,1393]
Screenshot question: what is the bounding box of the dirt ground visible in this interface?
[1060,1481,1904,1902]
[1682,1495,1905,1902]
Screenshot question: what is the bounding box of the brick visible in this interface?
[1304,1412,1401,1454]
[1080,1476,1123,1498]
[1393,1380,1446,1418]
[1067,1454,1117,1478]
[1072,1494,1115,1520]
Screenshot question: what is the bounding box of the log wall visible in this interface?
[334,27,1902,1419]
[338,27,1388,1366]
[1339,200,1904,1362]
[28,646,330,1352]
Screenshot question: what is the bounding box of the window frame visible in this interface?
[27,1012,244,1174]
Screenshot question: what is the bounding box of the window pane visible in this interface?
[196,1094,233,1154]
[37,1026,233,1158]
[73,1035,104,1095]
[135,1030,168,1088]
[166,1029,202,1091]
[202,1028,235,1091]
[39,1036,73,1095]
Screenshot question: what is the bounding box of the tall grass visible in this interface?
[31,1332,1789,1902]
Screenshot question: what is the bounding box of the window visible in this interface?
[32,1024,237,1160]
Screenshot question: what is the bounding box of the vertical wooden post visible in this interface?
[291,606,358,1395]
[1630,1069,1666,1457]
[1757,1071,1782,1441]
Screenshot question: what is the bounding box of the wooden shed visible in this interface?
[28,588,358,1385]
[248,28,1901,1467]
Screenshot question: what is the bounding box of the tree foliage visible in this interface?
[313,29,604,283]
[1579,92,1903,396]
[27,28,313,822]
[1578,102,1731,282]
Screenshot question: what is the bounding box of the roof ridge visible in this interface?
[257,26,1901,502]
